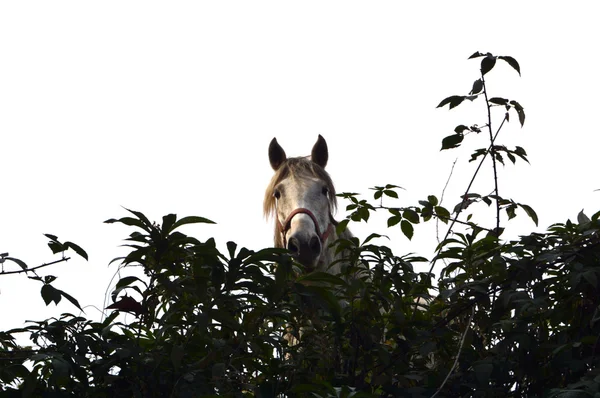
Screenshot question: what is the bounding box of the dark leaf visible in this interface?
[481,54,497,75]
[470,79,483,95]
[161,214,177,235]
[171,216,216,231]
[336,219,350,235]
[107,295,144,316]
[437,95,466,110]
[435,206,451,223]
[518,203,539,226]
[116,276,147,289]
[5,257,28,270]
[577,209,591,225]
[64,242,88,260]
[403,209,420,224]
[468,51,485,59]
[401,220,414,240]
[383,189,398,198]
[59,289,83,311]
[499,55,521,76]
[441,133,464,150]
[489,97,509,106]
[428,195,439,206]
[41,284,62,306]
[455,125,470,133]
[387,216,401,227]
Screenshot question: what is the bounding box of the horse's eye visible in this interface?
[273,189,281,199]
[322,187,329,196]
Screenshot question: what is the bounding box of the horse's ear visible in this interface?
[311,134,328,168]
[269,138,287,171]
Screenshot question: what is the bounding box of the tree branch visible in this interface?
[0,257,70,276]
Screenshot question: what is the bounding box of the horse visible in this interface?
[264,135,353,275]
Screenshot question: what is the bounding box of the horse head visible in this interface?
[264,135,339,271]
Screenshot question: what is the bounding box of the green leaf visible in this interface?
[481,54,497,75]
[383,189,398,198]
[400,220,414,240]
[577,210,591,225]
[161,214,177,235]
[437,95,465,110]
[403,209,420,224]
[336,219,350,235]
[435,206,450,223]
[297,271,346,286]
[428,195,439,206]
[171,215,216,231]
[64,242,88,260]
[506,205,517,220]
[373,190,382,200]
[470,79,483,95]
[441,133,464,150]
[499,55,521,76]
[116,276,146,289]
[387,215,401,227]
[518,203,538,226]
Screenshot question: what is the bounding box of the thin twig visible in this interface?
[431,305,475,398]
[437,159,458,246]
[0,257,70,276]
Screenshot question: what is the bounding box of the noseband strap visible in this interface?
[277,208,334,248]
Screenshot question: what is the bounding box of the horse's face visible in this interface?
[267,136,335,270]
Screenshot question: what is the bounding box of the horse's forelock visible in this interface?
[263,157,337,222]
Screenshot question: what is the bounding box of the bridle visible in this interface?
[277,208,335,249]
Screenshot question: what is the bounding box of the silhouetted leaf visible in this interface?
[468,51,485,59]
[401,220,414,240]
[481,54,497,75]
[41,284,62,306]
[387,216,401,227]
[5,256,28,270]
[518,203,538,226]
[441,133,464,150]
[383,189,398,198]
[455,125,470,133]
[171,216,216,231]
[489,97,509,105]
[403,209,420,224]
[59,289,83,311]
[64,242,88,260]
[499,55,521,76]
[161,214,177,235]
[437,95,466,109]
[470,79,483,95]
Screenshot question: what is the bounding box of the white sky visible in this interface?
[1,2,598,333]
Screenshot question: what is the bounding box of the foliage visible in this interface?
[1,52,599,397]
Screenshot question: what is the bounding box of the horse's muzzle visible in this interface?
[287,234,322,268]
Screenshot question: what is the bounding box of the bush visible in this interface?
[1,52,599,397]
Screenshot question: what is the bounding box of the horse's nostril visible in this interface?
[287,237,300,254]
[309,236,321,256]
